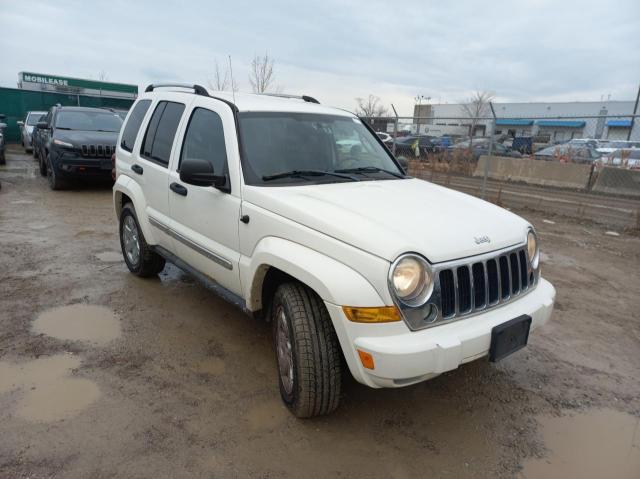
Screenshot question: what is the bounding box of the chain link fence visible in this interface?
[363,110,640,232]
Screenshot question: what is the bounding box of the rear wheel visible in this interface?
[272,282,342,418]
[119,203,165,277]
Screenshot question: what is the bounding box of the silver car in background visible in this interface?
[0,118,6,165]
[17,111,46,152]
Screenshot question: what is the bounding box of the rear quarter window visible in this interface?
[140,101,186,166]
[121,100,151,152]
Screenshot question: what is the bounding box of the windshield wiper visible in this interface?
[335,166,405,179]
[262,170,359,182]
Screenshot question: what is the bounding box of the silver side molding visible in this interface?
[148,216,233,271]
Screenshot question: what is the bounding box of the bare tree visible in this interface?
[354,94,388,118]
[460,90,494,145]
[97,70,108,81]
[249,53,276,93]
[208,59,237,92]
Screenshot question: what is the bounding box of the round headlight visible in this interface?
[527,230,539,269]
[391,255,432,302]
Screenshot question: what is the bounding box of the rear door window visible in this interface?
[140,101,185,166]
[121,100,151,152]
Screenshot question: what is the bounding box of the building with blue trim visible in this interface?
[414,100,637,142]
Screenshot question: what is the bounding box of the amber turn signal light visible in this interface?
[357,350,375,370]
[342,306,401,323]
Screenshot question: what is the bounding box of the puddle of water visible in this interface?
[520,409,640,479]
[95,251,123,263]
[0,354,100,422]
[29,222,53,231]
[33,304,121,345]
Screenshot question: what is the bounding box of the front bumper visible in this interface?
[327,277,555,388]
[51,149,113,179]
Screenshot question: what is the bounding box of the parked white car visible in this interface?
[604,149,640,169]
[17,110,46,152]
[113,84,556,417]
[596,140,640,159]
[376,131,393,144]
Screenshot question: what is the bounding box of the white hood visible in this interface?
[244,178,530,263]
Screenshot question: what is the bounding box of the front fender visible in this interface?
[113,175,158,245]
[241,236,387,310]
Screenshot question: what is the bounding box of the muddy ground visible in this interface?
[1,146,639,478]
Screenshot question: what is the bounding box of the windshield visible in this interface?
[55,110,123,132]
[238,112,403,185]
[26,113,45,126]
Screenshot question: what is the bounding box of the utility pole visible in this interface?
[414,95,423,136]
[391,103,399,156]
[627,83,640,141]
[481,102,497,200]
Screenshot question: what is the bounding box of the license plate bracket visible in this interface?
[489,315,531,362]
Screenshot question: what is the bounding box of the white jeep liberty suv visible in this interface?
[113,84,556,417]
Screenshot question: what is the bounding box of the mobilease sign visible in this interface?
[18,72,138,98]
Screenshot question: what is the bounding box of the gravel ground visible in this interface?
[1,146,639,478]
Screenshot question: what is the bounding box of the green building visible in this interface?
[0,72,138,142]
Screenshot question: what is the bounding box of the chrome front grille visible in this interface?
[437,246,534,320]
[394,244,539,331]
[80,144,114,158]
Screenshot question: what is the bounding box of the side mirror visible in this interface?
[179,157,227,189]
[17,121,24,127]
[36,121,49,129]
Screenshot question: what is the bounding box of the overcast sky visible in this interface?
[1,0,638,115]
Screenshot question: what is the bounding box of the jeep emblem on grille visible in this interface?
[474,236,491,244]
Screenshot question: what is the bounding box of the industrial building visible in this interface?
[413,100,638,141]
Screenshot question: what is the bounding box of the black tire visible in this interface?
[272,282,342,418]
[38,152,47,176]
[46,153,67,190]
[119,203,165,277]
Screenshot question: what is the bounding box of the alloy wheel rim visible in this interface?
[122,215,141,266]
[275,307,294,395]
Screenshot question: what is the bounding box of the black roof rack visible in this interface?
[259,93,320,104]
[144,83,209,96]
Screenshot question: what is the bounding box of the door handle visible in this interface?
[170,182,188,196]
[131,164,143,175]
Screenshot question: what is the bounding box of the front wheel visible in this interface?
[272,282,342,418]
[119,203,165,277]
[39,152,47,176]
[46,154,67,190]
